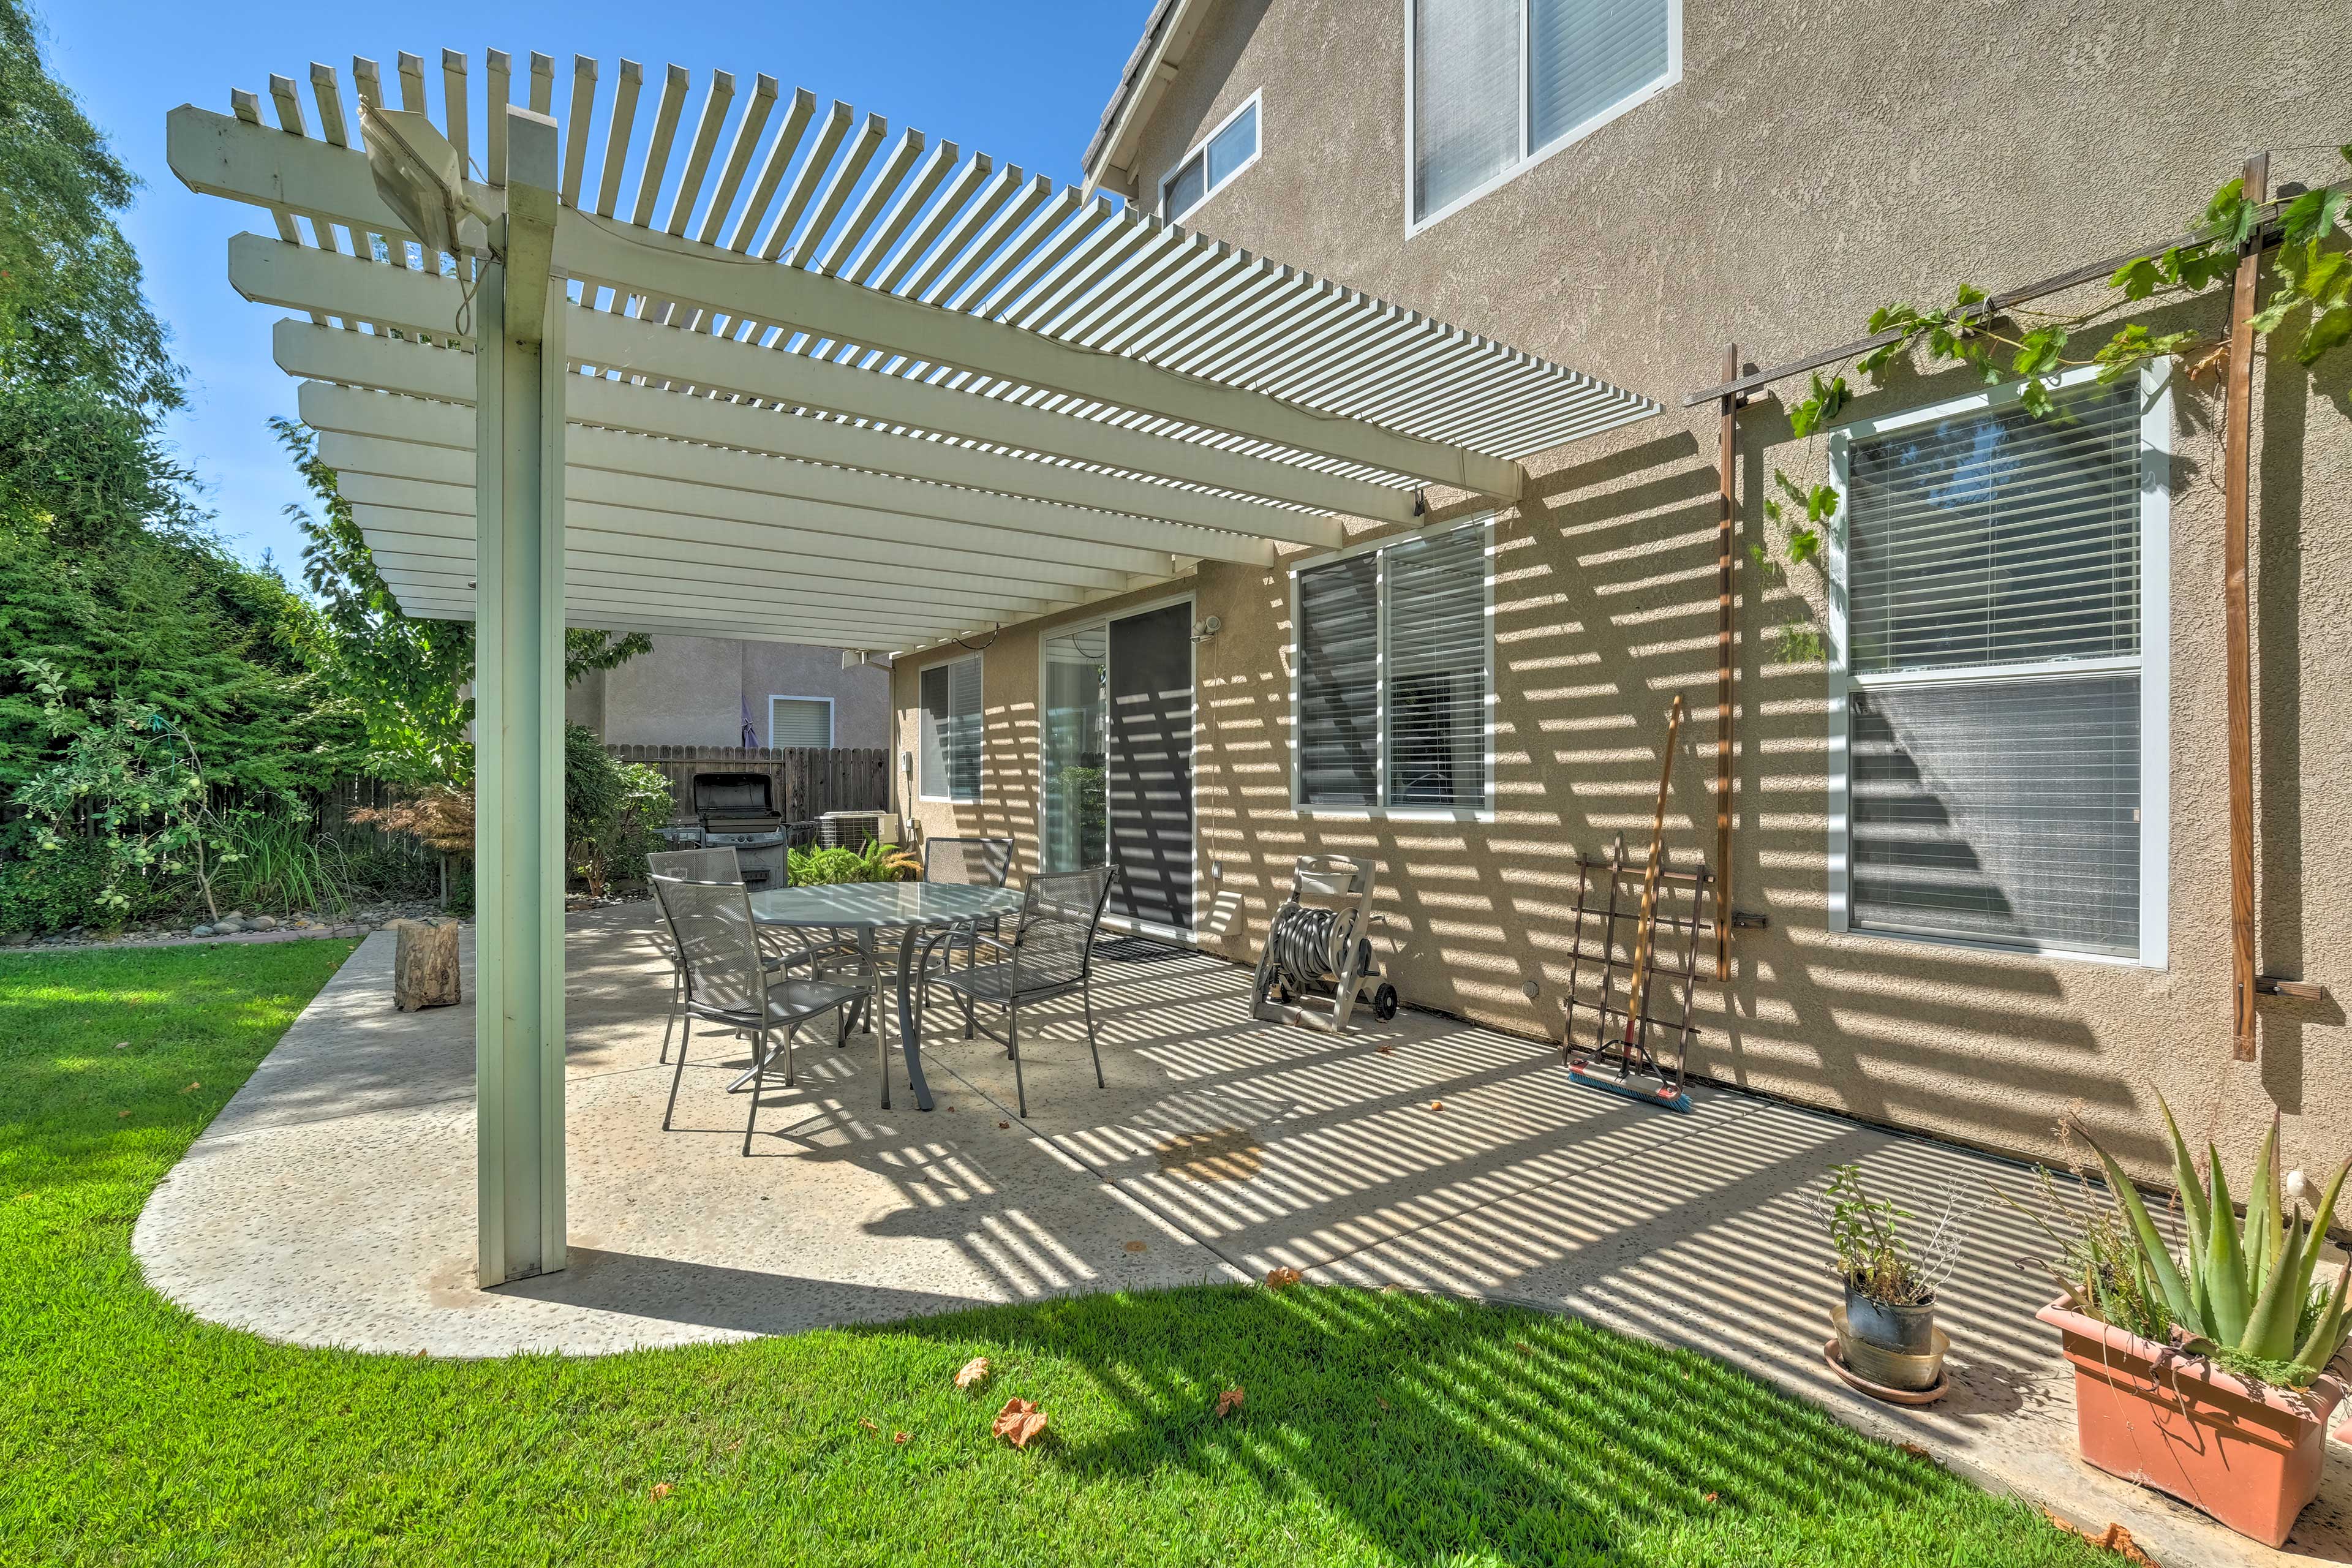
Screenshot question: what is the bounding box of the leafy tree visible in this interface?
[274,418,650,788]
[0,0,191,548]
[0,3,356,807]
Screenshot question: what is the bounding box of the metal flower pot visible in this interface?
[1844,1280,1936,1355]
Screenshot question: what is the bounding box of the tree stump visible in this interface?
[391,918,462,1011]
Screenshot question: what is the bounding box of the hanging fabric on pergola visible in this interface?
[170,50,1657,654]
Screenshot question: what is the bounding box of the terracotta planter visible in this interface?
[2037,1296,2348,1547]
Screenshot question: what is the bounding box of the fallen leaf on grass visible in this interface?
[1375,1045,1394,1056]
[113,1041,128,1050]
[858,1417,880,1433]
[954,1357,991,1390]
[1899,1442,1929,1459]
[993,1398,1048,1449]
[1429,1099,1442,1111]
[181,1081,202,1093]
[1214,1387,1244,1418]
[649,1482,674,1501]
[1264,1266,1302,1291]
[1703,1491,1718,1505]
[1512,1341,1534,1356]
[998,1121,1010,1130]
[892,1431,909,1444]
[116,1110,130,1120]
[1376,1396,1390,1412]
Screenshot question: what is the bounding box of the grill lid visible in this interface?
[692,771,775,820]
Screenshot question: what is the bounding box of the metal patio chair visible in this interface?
[644,846,855,1033]
[652,874,865,1155]
[924,835,1014,971]
[919,865,1117,1117]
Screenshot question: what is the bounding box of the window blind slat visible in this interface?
[1850,676,2140,955]
[1847,380,2140,674]
[1842,378,2147,957]
[921,656,982,801]
[1413,0,1519,221]
[1297,554,1381,805]
[1385,527,1486,807]
[769,698,831,748]
[1529,0,1670,148]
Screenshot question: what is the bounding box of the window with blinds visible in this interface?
[1411,0,1677,227]
[919,655,982,802]
[1294,523,1488,811]
[1836,375,2155,959]
[1162,96,1261,221]
[767,697,832,749]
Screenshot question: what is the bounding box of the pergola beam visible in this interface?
[297,379,1232,575]
[235,235,1389,529]
[276,320,1298,556]
[557,205,1525,499]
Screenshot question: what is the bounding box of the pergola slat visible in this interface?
[173,56,1656,646]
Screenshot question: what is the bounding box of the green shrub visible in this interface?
[0,831,181,933]
[787,839,919,886]
[562,727,669,896]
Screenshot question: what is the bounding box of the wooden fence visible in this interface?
[608,745,892,825]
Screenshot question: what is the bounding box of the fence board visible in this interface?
[605,745,892,825]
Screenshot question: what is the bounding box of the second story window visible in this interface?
[1161,93,1261,221]
[1409,0,1679,232]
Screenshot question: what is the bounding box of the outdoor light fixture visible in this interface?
[358,100,493,260]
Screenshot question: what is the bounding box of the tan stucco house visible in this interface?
[892,0,2350,1181]
[569,635,890,750]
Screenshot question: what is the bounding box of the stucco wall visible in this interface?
[903,0,2352,1183]
[576,636,891,749]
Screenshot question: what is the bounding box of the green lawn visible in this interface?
[0,941,2105,1567]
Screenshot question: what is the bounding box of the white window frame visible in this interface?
[918,653,984,805]
[1159,90,1263,221]
[1288,516,1496,821]
[766,694,835,749]
[1824,360,2170,969]
[1402,0,1683,238]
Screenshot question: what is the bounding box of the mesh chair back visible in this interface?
[925,836,1013,887]
[652,874,765,1017]
[1012,867,1114,990]
[649,846,742,883]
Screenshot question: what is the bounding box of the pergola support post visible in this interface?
[475,104,568,1287]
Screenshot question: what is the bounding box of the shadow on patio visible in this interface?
[132,905,2352,1564]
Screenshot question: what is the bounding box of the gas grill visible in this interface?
[656,772,797,888]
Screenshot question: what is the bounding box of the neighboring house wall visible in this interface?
[573,636,889,749]
[900,0,2352,1183]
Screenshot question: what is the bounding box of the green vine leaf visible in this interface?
[2305,305,2352,366]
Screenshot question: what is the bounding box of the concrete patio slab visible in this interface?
[133,908,2350,1566]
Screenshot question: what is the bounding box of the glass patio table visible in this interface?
[747,881,1023,1112]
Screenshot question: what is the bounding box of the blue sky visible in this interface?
[42,0,1151,578]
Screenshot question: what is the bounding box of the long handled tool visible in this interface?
[1565,695,1706,1112]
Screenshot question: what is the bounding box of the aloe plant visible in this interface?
[2076,1095,2352,1381]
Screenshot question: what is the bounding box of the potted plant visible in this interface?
[1817,1163,1962,1395]
[2033,1098,2351,1547]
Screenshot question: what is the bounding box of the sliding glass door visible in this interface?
[1039,602,1195,931]
[1041,626,1108,875]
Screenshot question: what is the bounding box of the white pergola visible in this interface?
[168,49,1657,1286]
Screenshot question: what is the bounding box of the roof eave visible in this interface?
[1081,0,1213,198]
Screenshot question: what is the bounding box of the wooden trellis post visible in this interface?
[2223,154,2266,1062]
[1714,344,1738,981]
